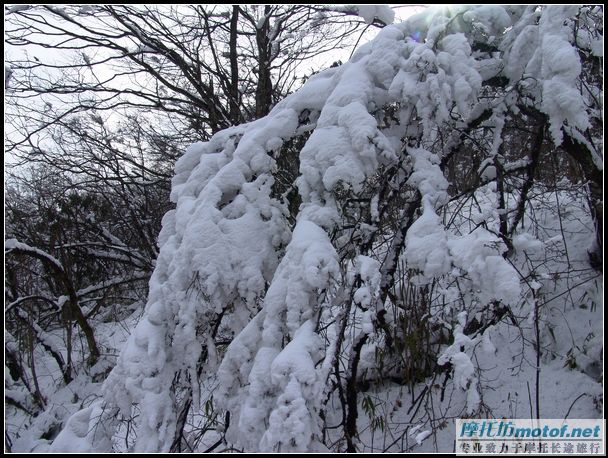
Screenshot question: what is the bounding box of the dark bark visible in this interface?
[508,122,545,239]
[255,5,273,118]
[344,333,368,453]
[6,245,100,366]
[228,6,241,125]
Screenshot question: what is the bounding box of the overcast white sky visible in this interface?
[4,4,429,167]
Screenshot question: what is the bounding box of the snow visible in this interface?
[21,5,601,454]
[260,322,324,451]
[370,194,380,222]
[501,5,593,145]
[513,232,544,254]
[403,162,521,307]
[448,230,521,307]
[7,303,140,453]
[261,375,314,452]
[389,23,484,142]
[403,199,450,281]
[263,220,339,339]
[481,326,497,355]
[8,5,32,14]
[78,6,94,15]
[333,5,395,26]
[406,147,449,207]
[356,5,395,25]
[437,312,480,414]
[590,37,603,57]
[5,238,64,272]
[297,67,398,220]
[414,429,432,446]
[103,97,334,449]
[539,33,590,143]
[216,220,339,451]
[49,401,113,453]
[462,5,512,33]
[256,15,268,30]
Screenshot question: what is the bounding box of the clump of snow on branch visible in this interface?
[437,312,480,414]
[217,222,338,451]
[353,255,382,310]
[102,90,342,451]
[5,238,65,272]
[502,5,591,144]
[331,5,395,25]
[49,402,116,453]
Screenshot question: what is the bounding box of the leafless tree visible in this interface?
[6,4,388,152]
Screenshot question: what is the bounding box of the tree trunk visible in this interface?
[255,5,273,118]
[562,133,603,271]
